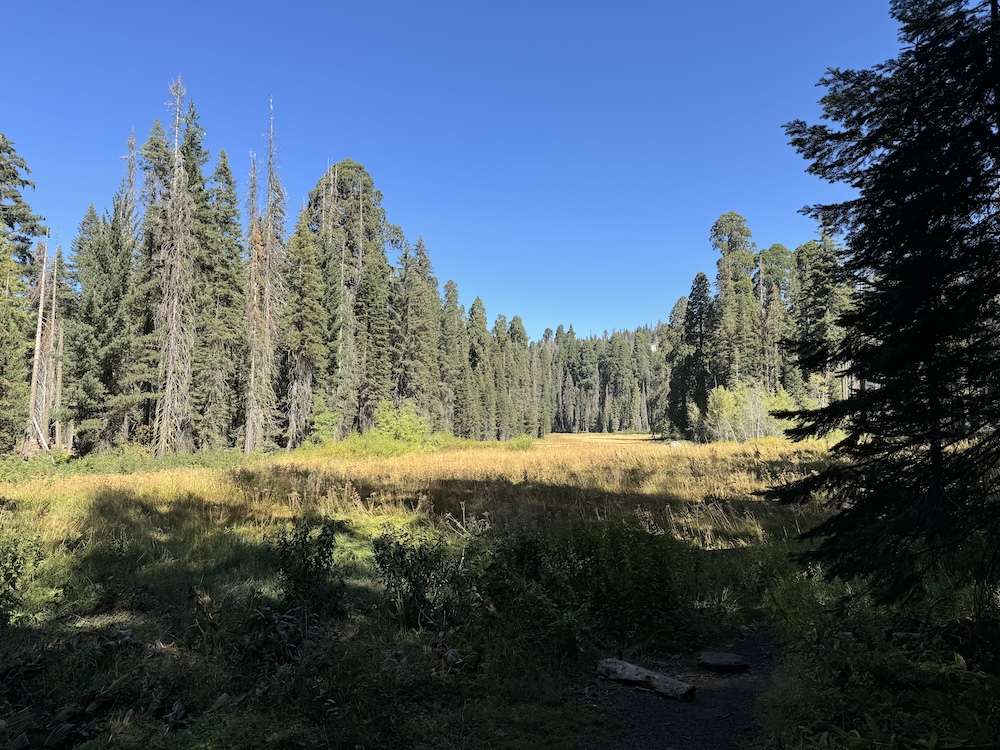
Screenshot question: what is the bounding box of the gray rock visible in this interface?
[698,651,749,673]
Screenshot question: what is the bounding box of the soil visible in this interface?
[580,626,775,749]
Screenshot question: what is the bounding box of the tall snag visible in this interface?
[152,77,196,456]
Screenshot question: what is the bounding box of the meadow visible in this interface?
[0,434,994,749]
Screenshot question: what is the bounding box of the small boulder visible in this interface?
[698,651,749,673]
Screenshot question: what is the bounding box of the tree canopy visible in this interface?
[779,0,1000,609]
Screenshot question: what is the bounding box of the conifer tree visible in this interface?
[709,212,759,386]
[0,133,45,265]
[244,102,288,452]
[192,149,246,448]
[755,243,794,394]
[467,298,497,439]
[670,272,713,434]
[0,239,29,453]
[439,280,472,435]
[779,0,1000,605]
[391,237,442,423]
[152,78,197,456]
[283,210,328,448]
[790,238,850,407]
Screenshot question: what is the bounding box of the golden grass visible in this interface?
[0,433,828,552]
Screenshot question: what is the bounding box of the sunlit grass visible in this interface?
[0,433,828,553]
[0,433,835,749]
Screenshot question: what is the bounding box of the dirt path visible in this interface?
[581,626,775,749]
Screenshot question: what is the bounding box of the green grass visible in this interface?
[2,435,994,748]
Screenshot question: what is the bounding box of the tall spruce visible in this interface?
[282,209,328,448]
[439,280,473,435]
[0,133,45,265]
[779,0,1000,607]
[709,212,759,386]
[0,238,28,453]
[193,149,245,448]
[755,243,795,394]
[391,237,442,423]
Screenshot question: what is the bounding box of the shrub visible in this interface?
[372,529,468,629]
[0,529,41,627]
[273,515,346,615]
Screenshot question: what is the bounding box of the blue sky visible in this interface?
[7,1,900,339]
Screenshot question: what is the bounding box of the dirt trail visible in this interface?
[582,626,775,749]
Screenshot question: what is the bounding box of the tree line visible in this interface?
[0,79,850,458]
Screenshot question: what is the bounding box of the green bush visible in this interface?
[481,523,693,654]
[372,529,468,629]
[273,515,346,615]
[0,529,41,627]
[505,435,535,451]
[373,521,699,658]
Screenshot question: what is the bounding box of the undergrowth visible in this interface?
[757,559,1000,749]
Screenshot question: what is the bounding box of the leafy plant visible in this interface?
[273,515,346,615]
[0,529,41,627]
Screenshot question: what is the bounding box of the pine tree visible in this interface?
[790,237,850,407]
[303,160,395,436]
[671,272,713,435]
[755,243,794,394]
[709,212,759,386]
[0,239,29,453]
[467,298,497,439]
[282,210,328,448]
[391,237,442,423]
[192,149,245,448]
[0,133,45,265]
[439,280,473,436]
[779,0,1000,606]
[244,103,287,452]
[152,78,197,456]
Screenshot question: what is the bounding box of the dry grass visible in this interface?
[0,434,828,554]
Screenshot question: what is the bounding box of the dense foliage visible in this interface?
[778,0,1000,610]
[0,98,848,457]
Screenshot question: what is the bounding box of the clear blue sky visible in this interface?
[7,1,900,340]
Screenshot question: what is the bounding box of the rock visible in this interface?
[669,441,682,447]
[698,651,749,673]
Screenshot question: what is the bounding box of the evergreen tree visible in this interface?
[282,210,328,448]
[439,280,472,435]
[650,298,686,437]
[670,272,713,435]
[779,0,1000,606]
[467,297,497,439]
[790,237,850,407]
[304,159,396,435]
[391,237,442,423]
[0,133,45,265]
[152,79,197,456]
[709,212,759,386]
[755,243,794,394]
[0,239,28,453]
[244,103,287,452]
[192,149,246,448]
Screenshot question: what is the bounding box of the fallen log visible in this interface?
[597,658,695,700]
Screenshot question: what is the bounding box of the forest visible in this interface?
[2,1,1000,748]
[1,80,847,460]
